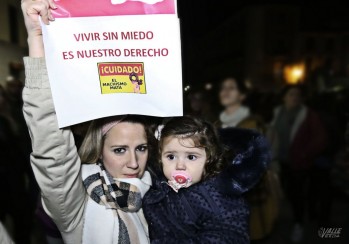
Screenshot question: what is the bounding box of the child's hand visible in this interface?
[21,0,57,57]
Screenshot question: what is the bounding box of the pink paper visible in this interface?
[52,0,175,18]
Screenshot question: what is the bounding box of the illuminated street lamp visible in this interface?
[284,64,305,84]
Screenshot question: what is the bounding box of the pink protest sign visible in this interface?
[52,0,176,18]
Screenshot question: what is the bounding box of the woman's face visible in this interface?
[102,122,148,179]
[189,92,204,112]
[219,79,245,107]
[284,88,302,108]
[161,136,206,185]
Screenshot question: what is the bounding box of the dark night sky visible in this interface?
[177,0,349,84]
[178,0,349,38]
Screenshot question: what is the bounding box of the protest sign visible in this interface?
[42,0,182,128]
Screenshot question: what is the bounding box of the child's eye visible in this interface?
[136,145,148,152]
[166,154,175,160]
[188,155,197,160]
[113,148,126,154]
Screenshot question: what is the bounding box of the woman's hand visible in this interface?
[21,0,57,57]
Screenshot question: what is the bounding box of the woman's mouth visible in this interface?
[124,174,139,178]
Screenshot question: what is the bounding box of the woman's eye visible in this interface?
[188,155,197,160]
[166,154,175,160]
[137,145,148,152]
[113,148,126,154]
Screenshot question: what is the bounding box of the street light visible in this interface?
[284,64,305,84]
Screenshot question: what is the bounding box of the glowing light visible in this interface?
[184,85,191,92]
[284,64,305,84]
[205,83,212,90]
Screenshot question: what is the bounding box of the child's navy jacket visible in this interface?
[143,128,270,244]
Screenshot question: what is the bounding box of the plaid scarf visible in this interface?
[83,161,144,243]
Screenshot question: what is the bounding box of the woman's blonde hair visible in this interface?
[78,115,155,164]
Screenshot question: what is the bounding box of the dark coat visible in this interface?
[289,109,327,170]
[271,106,327,170]
[143,128,270,244]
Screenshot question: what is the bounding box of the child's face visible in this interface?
[161,136,207,185]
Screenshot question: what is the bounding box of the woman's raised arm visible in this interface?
[21,0,87,243]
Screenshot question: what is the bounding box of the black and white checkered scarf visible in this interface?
[83,161,143,243]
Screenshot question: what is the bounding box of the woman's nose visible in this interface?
[126,151,139,169]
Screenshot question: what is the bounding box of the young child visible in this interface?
[143,116,270,243]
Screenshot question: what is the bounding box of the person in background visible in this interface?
[218,76,280,242]
[306,93,342,226]
[331,117,349,203]
[269,85,327,243]
[5,78,32,162]
[0,84,18,132]
[0,221,14,244]
[184,89,215,123]
[6,76,38,221]
[219,76,264,132]
[0,85,32,244]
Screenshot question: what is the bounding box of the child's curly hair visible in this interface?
[158,116,227,180]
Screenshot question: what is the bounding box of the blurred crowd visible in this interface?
[0,76,35,244]
[184,75,349,243]
[1,69,348,244]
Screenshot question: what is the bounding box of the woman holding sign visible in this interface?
[22,1,268,243]
[21,0,155,243]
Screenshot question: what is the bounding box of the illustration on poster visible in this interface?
[97,62,147,94]
[111,0,164,4]
[129,72,143,93]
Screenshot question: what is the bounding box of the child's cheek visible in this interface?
[162,162,173,181]
[190,164,206,184]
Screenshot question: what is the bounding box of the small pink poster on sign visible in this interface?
[52,0,176,18]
